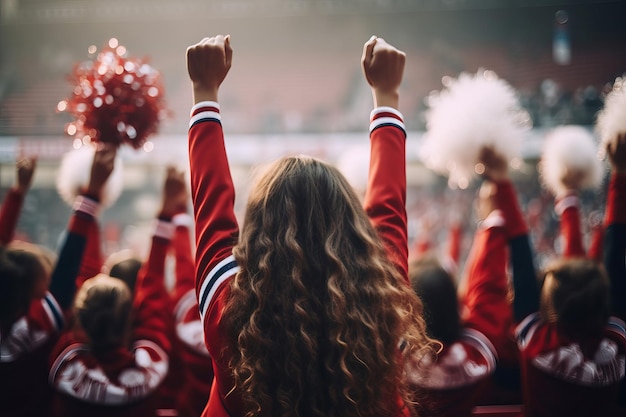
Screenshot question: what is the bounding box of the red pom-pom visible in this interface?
[58,39,166,149]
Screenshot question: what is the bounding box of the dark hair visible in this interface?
[0,247,47,333]
[409,256,461,345]
[74,274,133,351]
[109,258,143,292]
[540,258,610,341]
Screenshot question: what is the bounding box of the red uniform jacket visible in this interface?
[189,102,410,417]
[1,195,95,417]
[169,216,215,417]
[48,224,172,417]
[410,212,507,417]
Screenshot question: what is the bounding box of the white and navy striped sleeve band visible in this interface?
[152,219,175,240]
[172,213,194,229]
[369,106,406,137]
[462,328,498,370]
[198,254,240,322]
[555,193,579,216]
[189,101,221,129]
[42,292,64,331]
[515,312,541,348]
[73,195,100,218]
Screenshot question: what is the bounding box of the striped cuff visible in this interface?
[73,195,100,218]
[189,101,221,129]
[153,219,175,240]
[480,209,506,230]
[172,213,194,228]
[369,106,406,136]
[555,193,579,217]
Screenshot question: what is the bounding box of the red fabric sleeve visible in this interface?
[605,172,626,225]
[0,188,25,245]
[74,197,103,289]
[494,180,528,239]
[132,234,171,352]
[588,224,604,263]
[461,217,511,352]
[172,221,196,306]
[447,223,462,266]
[363,108,408,283]
[555,193,586,258]
[189,104,239,295]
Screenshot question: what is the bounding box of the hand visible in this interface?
[477,146,509,183]
[559,167,586,192]
[85,144,117,200]
[361,36,405,108]
[186,34,233,103]
[15,157,37,194]
[607,133,626,174]
[160,166,188,217]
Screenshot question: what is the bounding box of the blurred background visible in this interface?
[1,0,625,267]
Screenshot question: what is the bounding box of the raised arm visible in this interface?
[603,134,626,321]
[361,36,409,281]
[0,157,36,245]
[458,180,510,350]
[554,173,586,258]
[74,145,117,288]
[481,147,540,322]
[186,35,239,330]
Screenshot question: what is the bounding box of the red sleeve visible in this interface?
[555,193,586,258]
[494,180,528,239]
[605,173,626,226]
[363,107,408,282]
[460,211,511,351]
[171,215,196,306]
[72,196,104,289]
[588,224,604,263]
[0,188,25,245]
[188,102,240,350]
[447,222,462,266]
[132,222,173,352]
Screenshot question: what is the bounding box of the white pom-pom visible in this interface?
[540,126,603,196]
[596,77,626,152]
[56,146,124,208]
[420,70,530,187]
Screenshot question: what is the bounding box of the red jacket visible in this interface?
[411,212,507,417]
[189,102,410,417]
[170,215,214,417]
[1,196,95,417]
[48,224,172,417]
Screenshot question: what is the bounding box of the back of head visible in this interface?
[226,156,432,417]
[0,247,48,333]
[540,258,610,341]
[409,256,460,345]
[108,257,143,292]
[74,274,132,351]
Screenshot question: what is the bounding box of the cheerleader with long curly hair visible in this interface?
[186,35,433,417]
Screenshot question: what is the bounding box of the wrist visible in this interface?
[11,185,28,196]
[372,90,399,109]
[193,85,219,104]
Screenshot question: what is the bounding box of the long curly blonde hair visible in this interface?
[224,156,433,417]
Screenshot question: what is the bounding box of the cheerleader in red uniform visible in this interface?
[0,149,114,417]
[185,34,433,417]
[513,135,626,417]
[48,157,178,417]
